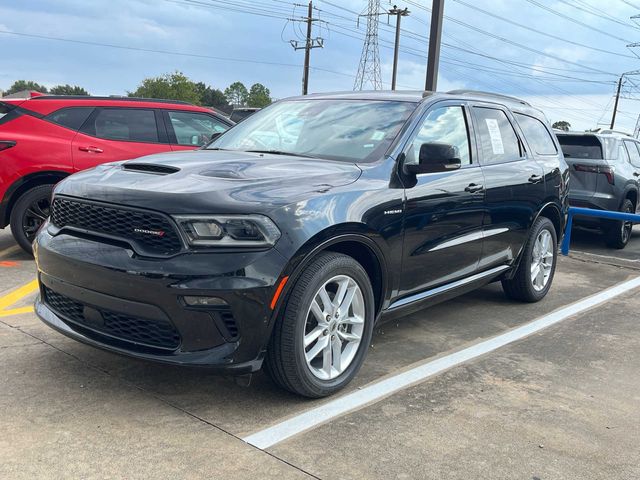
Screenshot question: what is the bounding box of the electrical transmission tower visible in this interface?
[354,0,383,91]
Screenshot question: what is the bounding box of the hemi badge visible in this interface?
[384,209,402,215]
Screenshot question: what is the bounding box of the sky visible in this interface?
[1,0,640,133]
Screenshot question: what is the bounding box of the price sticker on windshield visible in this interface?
[485,118,504,155]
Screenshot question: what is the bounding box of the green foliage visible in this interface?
[552,120,571,132]
[224,81,249,107]
[195,82,231,113]
[49,84,89,96]
[247,83,272,108]
[128,71,202,105]
[5,80,48,95]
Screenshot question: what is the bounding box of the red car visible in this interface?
[0,94,233,253]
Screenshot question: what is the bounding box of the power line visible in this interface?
[354,0,383,90]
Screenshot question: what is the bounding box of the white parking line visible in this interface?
[243,276,640,450]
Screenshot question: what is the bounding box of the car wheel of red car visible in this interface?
[10,184,53,255]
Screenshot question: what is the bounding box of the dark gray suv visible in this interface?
[557,131,640,249]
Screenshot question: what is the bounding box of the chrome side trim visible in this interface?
[388,265,510,310]
[429,227,509,252]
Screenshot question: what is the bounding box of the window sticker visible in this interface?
[370,130,385,141]
[485,118,504,155]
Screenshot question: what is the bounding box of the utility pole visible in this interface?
[389,6,410,90]
[289,1,323,95]
[610,75,624,130]
[425,0,445,91]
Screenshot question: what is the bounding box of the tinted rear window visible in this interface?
[45,107,94,131]
[0,102,17,126]
[82,108,159,143]
[557,135,603,159]
[514,113,557,155]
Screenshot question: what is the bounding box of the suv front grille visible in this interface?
[43,286,181,350]
[50,197,183,256]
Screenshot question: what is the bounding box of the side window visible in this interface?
[46,107,94,131]
[514,113,557,155]
[81,108,159,143]
[167,111,229,146]
[624,140,640,167]
[406,105,471,166]
[473,107,521,164]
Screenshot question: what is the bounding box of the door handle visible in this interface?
[464,183,484,193]
[78,146,104,153]
[528,174,543,184]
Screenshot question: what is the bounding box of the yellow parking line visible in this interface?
[0,306,34,317]
[0,279,39,312]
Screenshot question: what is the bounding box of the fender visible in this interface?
[620,185,638,210]
[503,201,563,280]
[268,229,390,328]
[0,170,70,227]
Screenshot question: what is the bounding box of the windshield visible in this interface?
[208,99,417,162]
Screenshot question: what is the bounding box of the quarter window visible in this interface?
[514,113,557,155]
[406,105,471,166]
[624,140,640,167]
[167,111,229,146]
[82,108,159,143]
[46,107,94,131]
[473,107,521,164]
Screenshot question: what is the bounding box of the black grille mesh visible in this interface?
[43,286,180,350]
[50,197,183,256]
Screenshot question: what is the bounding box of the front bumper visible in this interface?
[34,225,289,373]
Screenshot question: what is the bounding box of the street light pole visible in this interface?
[425,0,445,91]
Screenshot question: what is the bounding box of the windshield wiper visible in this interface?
[245,149,316,158]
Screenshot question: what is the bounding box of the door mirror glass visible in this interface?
[406,142,462,174]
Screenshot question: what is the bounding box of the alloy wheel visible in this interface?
[22,195,50,243]
[303,274,365,380]
[531,229,554,292]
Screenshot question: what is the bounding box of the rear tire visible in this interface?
[502,216,557,303]
[265,252,375,398]
[9,184,53,255]
[603,199,634,249]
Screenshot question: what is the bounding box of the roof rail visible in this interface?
[29,95,191,105]
[446,89,531,106]
[598,129,633,137]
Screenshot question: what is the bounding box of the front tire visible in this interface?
[10,184,53,255]
[265,252,375,398]
[502,216,557,303]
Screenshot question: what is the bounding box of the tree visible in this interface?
[224,81,248,107]
[195,82,231,113]
[552,120,571,132]
[129,71,201,105]
[247,83,272,108]
[49,84,89,96]
[5,80,48,95]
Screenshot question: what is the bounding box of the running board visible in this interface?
[388,265,511,311]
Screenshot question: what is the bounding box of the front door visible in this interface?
[398,102,486,299]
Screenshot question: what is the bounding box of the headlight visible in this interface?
[174,214,281,247]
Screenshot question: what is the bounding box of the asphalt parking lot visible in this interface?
[1,226,639,480]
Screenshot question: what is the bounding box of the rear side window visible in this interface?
[82,108,159,143]
[624,140,640,167]
[167,111,228,146]
[557,135,603,159]
[473,107,521,164]
[514,113,557,155]
[46,107,94,131]
[0,102,18,126]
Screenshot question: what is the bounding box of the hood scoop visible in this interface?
[123,163,180,175]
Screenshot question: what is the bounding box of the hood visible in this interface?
[55,149,362,214]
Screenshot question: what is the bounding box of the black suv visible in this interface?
[34,90,569,397]
[557,131,640,249]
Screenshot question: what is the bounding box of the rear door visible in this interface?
[162,110,231,151]
[471,104,545,269]
[71,107,171,171]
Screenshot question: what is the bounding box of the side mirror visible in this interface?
[191,134,201,145]
[405,143,462,175]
